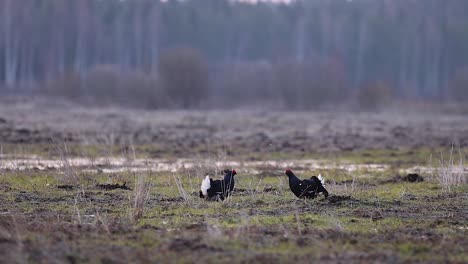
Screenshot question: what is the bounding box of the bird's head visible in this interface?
[223,169,237,176]
[285,169,293,177]
[223,169,237,177]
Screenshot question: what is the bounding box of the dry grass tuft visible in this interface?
[437,146,467,192]
[129,173,152,223]
[172,172,193,203]
[55,141,80,186]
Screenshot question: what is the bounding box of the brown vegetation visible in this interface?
[158,48,209,108]
[449,67,468,102]
[357,81,393,110]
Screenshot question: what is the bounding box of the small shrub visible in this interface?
[44,65,166,108]
[448,67,468,102]
[44,71,82,99]
[357,81,393,110]
[274,58,347,109]
[158,48,209,108]
[213,62,276,106]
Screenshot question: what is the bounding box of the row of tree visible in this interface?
[1,0,468,107]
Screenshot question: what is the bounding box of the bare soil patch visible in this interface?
[1,100,467,156]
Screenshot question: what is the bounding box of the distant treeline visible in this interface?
[1,0,468,108]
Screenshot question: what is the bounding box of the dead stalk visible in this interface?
[73,196,82,225]
[95,209,111,234]
[54,140,81,187]
[294,209,302,236]
[172,172,191,203]
[129,173,152,223]
[437,145,467,192]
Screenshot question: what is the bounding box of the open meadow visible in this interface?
[0,100,467,263]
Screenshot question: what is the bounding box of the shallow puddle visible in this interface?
[1,155,463,175]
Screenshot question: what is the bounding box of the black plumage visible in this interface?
[199,169,237,201]
[285,169,329,199]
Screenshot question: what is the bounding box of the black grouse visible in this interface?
[285,169,329,199]
[199,169,237,201]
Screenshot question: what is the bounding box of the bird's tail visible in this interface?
[200,175,211,197]
[318,174,325,185]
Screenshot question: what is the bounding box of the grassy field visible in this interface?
[0,102,467,263]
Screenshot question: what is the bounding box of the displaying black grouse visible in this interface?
[199,169,237,201]
[285,169,329,199]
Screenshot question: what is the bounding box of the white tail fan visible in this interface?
[318,174,325,185]
[201,175,211,196]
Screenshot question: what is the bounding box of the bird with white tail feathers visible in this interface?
[285,169,329,199]
[318,174,325,186]
[199,169,237,201]
[200,176,211,197]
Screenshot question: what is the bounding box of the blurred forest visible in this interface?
[1,0,468,109]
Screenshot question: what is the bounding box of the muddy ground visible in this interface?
[1,98,468,156]
[0,99,467,263]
